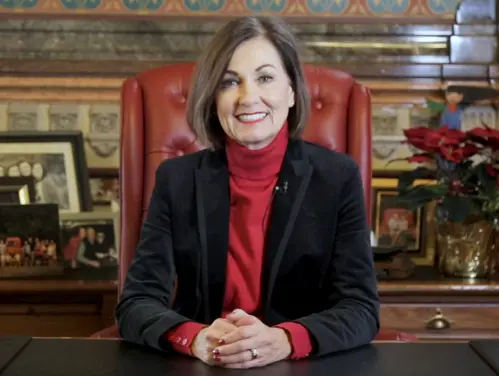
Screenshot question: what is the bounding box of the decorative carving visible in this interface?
[183,0,224,11]
[367,0,410,13]
[305,0,349,13]
[427,0,460,13]
[122,0,164,10]
[60,0,102,9]
[245,0,287,12]
[0,0,38,8]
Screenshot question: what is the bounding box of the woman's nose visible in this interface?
[238,82,259,105]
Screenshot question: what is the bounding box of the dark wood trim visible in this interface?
[88,168,119,179]
[0,280,117,293]
[0,59,496,81]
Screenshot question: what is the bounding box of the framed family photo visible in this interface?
[59,211,119,281]
[0,131,92,213]
[0,176,36,204]
[371,177,436,266]
[0,203,64,278]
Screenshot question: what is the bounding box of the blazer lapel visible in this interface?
[194,149,230,323]
[262,141,313,315]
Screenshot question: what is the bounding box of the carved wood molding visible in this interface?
[0,76,466,104]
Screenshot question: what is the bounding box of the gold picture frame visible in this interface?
[371,177,437,266]
[0,176,36,205]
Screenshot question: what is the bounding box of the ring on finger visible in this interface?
[249,348,258,360]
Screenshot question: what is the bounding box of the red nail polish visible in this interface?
[218,339,225,345]
[212,348,220,355]
[213,354,220,361]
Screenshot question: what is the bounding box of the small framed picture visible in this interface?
[0,131,93,213]
[0,176,36,204]
[371,177,436,266]
[0,203,64,278]
[59,211,119,280]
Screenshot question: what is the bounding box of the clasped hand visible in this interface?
[191,309,291,369]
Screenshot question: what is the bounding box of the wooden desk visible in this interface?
[0,338,497,376]
[379,279,499,341]
[0,280,117,337]
[2,271,499,341]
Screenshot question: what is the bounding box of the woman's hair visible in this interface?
[186,15,310,149]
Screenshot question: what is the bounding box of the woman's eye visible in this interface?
[220,78,237,89]
[258,75,273,83]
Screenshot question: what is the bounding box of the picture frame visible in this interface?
[0,131,92,213]
[371,177,436,266]
[59,211,119,281]
[0,176,36,204]
[0,203,64,278]
[88,168,119,207]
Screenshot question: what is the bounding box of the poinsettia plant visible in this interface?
[393,125,499,225]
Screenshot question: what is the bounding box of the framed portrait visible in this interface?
[371,178,436,266]
[59,211,119,281]
[88,169,119,207]
[0,131,92,213]
[0,176,36,204]
[0,203,64,278]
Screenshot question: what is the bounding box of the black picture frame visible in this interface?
[0,131,92,212]
[0,176,36,204]
[0,203,64,278]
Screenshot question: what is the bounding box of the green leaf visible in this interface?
[475,163,497,195]
[440,196,479,222]
[397,184,447,209]
[398,167,435,192]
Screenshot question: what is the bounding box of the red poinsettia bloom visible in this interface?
[403,126,466,154]
[467,126,499,150]
[440,144,480,163]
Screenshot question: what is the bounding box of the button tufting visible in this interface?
[176,150,184,157]
[179,96,186,104]
[315,101,323,110]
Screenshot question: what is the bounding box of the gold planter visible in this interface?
[436,219,496,279]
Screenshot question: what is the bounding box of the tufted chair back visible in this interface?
[119,62,372,291]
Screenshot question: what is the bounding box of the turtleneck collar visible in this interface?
[226,123,289,180]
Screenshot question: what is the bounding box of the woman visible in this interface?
[116,15,379,369]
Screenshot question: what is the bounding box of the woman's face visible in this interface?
[32,163,43,180]
[215,36,295,150]
[19,162,31,177]
[7,165,20,177]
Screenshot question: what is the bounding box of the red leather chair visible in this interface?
[90,62,417,343]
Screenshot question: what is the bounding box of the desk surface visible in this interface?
[1,338,498,376]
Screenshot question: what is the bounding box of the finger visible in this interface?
[234,314,258,327]
[205,328,232,343]
[225,309,249,322]
[211,318,238,332]
[205,319,238,342]
[215,346,260,365]
[214,337,258,357]
[218,324,259,345]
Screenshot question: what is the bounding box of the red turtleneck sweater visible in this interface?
[165,126,312,359]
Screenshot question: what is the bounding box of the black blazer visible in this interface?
[116,139,380,357]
